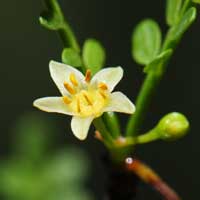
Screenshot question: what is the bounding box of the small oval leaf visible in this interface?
[82,39,106,74]
[166,0,182,26]
[132,19,162,65]
[62,48,82,67]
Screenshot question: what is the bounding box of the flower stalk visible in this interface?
[40,0,80,52]
[125,158,181,200]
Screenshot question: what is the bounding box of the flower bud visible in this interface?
[156,112,189,141]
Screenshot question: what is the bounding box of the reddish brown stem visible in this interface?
[125,157,181,200]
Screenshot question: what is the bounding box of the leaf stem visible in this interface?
[103,112,121,139]
[93,117,115,148]
[58,23,80,52]
[126,72,161,136]
[181,0,192,15]
[136,128,159,144]
[41,0,80,52]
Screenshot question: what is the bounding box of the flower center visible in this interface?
[62,70,109,117]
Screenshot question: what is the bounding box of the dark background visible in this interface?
[0,0,199,199]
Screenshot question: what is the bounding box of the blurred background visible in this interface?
[0,0,200,199]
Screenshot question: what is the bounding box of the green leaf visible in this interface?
[164,7,196,49]
[166,0,182,26]
[62,48,82,67]
[144,49,173,74]
[82,39,106,74]
[132,19,162,65]
[192,0,200,3]
[39,0,64,30]
[171,7,196,40]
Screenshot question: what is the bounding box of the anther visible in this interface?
[77,98,81,113]
[85,70,91,83]
[83,93,92,105]
[63,96,72,104]
[69,73,78,86]
[99,91,106,99]
[98,82,108,90]
[63,82,76,94]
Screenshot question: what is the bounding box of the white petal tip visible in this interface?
[71,116,93,141]
[74,134,88,141]
[128,104,136,114]
[49,60,58,70]
[33,99,39,108]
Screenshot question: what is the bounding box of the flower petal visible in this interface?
[33,97,74,115]
[104,92,135,114]
[49,60,85,96]
[71,116,94,140]
[91,67,123,92]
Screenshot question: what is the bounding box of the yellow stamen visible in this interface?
[69,73,78,86]
[83,92,92,105]
[63,96,72,104]
[99,91,106,99]
[85,70,91,82]
[77,98,81,113]
[63,82,76,94]
[98,82,108,90]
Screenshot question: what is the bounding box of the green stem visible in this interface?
[59,23,80,52]
[126,73,161,136]
[126,1,195,137]
[93,117,114,148]
[181,0,192,15]
[136,129,159,144]
[103,112,121,139]
[42,0,80,52]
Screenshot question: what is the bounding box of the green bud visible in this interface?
[156,112,189,141]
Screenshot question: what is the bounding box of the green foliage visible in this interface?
[82,39,106,75]
[40,0,80,52]
[62,48,82,67]
[166,0,182,26]
[144,49,173,74]
[132,19,162,65]
[163,7,196,50]
[39,0,64,30]
[0,113,93,200]
[171,7,196,40]
[193,0,200,3]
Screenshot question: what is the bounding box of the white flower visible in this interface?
[33,61,135,140]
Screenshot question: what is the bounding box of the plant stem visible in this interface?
[42,0,80,52]
[93,117,114,148]
[181,0,192,16]
[126,72,161,136]
[136,129,159,144]
[125,158,181,200]
[103,112,121,139]
[126,1,195,137]
[58,23,80,52]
